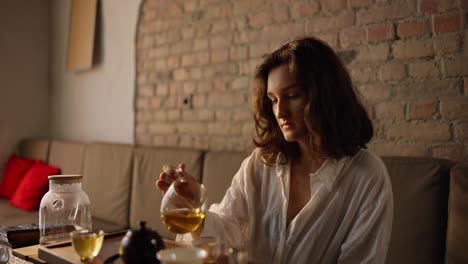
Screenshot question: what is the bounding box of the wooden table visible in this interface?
[13,231,184,264]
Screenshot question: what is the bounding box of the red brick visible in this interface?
[409,100,436,120]
[262,22,304,41]
[248,9,273,28]
[149,46,169,58]
[210,34,232,48]
[367,23,394,42]
[211,49,229,63]
[198,110,215,121]
[183,1,198,12]
[355,44,389,62]
[392,39,434,59]
[136,111,152,122]
[421,0,461,14]
[357,2,415,25]
[194,38,208,51]
[272,5,289,22]
[323,0,347,12]
[136,98,149,110]
[235,29,260,44]
[397,20,429,39]
[194,52,210,65]
[349,65,379,83]
[156,83,169,96]
[349,0,371,8]
[183,82,196,94]
[434,34,461,54]
[196,23,211,37]
[409,61,440,79]
[434,13,464,34]
[249,43,270,58]
[193,94,206,107]
[181,54,195,67]
[432,145,464,161]
[167,56,180,69]
[211,21,230,34]
[170,41,192,54]
[150,96,162,109]
[357,83,392,102]
[182,28,195,40]
[207,92,245,107]
[378,61,406,81]
[308,12,355,33]
[197,80,213,93]
[230,46,248,61]
[443,56,468,77]
[216,110,232,121]
[370,142,428,157]
[454,121,468,140]
[340,28,366,48]
[440,98,468,120]
[167,110,180,121]
[291,2,319,18]
[396,79,459,99]
[374,102,405,120]
[386,122,451,142]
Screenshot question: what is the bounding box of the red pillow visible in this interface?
[10,160,60,211]
[0,154,35,199]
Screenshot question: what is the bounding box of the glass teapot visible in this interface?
[39,175,92,245]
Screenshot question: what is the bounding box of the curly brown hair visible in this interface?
[252,37,373,165]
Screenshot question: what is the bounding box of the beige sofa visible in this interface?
[0,138,467,264]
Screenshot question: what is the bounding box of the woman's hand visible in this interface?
[156,163,198,195]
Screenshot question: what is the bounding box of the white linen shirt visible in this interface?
[179,148,393,264]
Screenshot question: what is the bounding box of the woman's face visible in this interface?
[267,64,309,143]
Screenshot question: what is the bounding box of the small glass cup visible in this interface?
[70,229,104,263]
[156,247,207,264]
[192,236,221,263]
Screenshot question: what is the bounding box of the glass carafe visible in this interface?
[39,175,92,245]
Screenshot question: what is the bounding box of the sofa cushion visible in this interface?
[10,161,60,211]
[130,147,203,239]
[92,217,127,233]
[82,143,133,227]
[18,139,50,162]
[202,151,247,207]
[446,162,468,264]
[0,199,39,226]
[0,154,35,199]
[48,140,85,175]
[383,156,453,264]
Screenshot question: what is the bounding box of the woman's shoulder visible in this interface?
[351,148,388,175]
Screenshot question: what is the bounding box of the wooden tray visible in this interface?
[38,231,126,264]
[37,231,185,264]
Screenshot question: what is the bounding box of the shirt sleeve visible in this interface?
[337,166,394,264]
[177,150,256,246]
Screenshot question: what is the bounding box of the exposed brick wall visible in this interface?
[135,0,468,161]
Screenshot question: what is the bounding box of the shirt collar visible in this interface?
[275,152,350,192]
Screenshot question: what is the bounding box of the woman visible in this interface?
[157,37,393,263]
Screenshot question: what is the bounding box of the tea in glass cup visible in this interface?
[192,236,221,263]
[70,229,104,263]
[160,177,206,234]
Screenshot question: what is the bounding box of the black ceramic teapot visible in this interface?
[105,221,165,264]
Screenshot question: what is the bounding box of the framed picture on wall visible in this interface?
[66,0,97,72]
